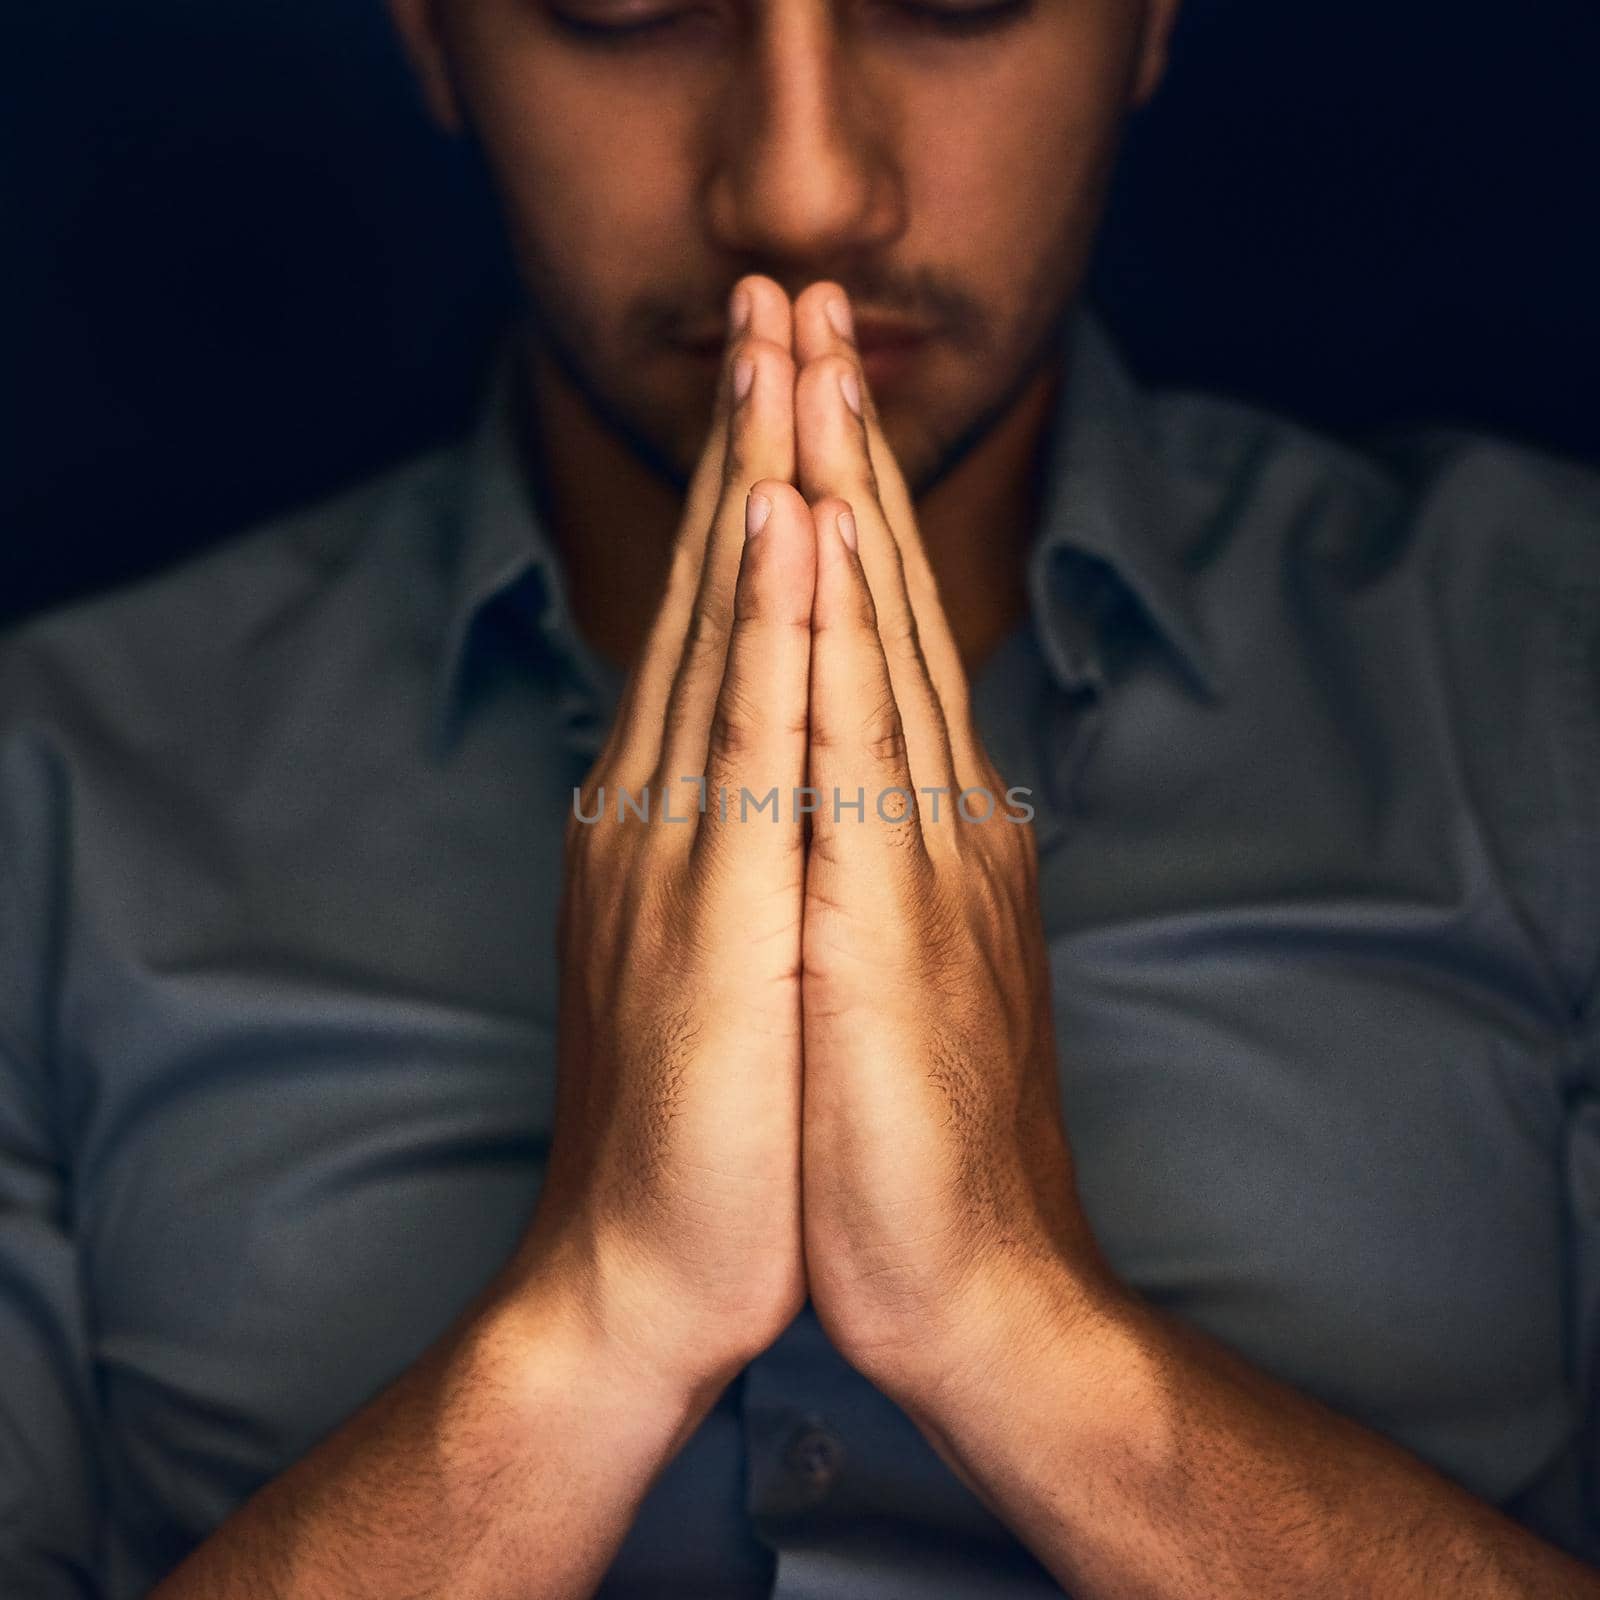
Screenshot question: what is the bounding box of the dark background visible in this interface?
[4,0,1598,628]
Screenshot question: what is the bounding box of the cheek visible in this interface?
[470,63,705,330]
[904,52,1129,312]
[908,46,1132,262]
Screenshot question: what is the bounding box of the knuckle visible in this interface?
[866,725,907,767]
[705,692,757,769]
[685,592,732,657]
[862,694,908,767]
[806,713,841,753]
[884,605,922,658]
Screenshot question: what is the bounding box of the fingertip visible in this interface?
[794,356,871,490]
[738,274,793,344]
[733,272,782,309]
[808,498,860,606]
[745,488,773,539]
[795,279,846,316]
[739,482,817,619]
[732,354,756,406]
[809,493,852,536]
[838,368,863,419]
[750,476,804,513]
[721,342,796,484]
[792,281,846,359]
[742,480,813,557]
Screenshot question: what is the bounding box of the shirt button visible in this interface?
[783,1420,846,1501]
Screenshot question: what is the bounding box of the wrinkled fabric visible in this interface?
[1,310,1597,1597]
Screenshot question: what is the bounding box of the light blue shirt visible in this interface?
[2,311,1598,1595]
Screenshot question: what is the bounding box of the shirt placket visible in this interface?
[739,1301,1071,1596]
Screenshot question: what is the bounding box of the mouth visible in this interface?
[679,317,932,391]
[853,321,930,389]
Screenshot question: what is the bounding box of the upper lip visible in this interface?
[683,316,932,353]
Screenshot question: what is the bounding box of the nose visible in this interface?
[703,0,904,268]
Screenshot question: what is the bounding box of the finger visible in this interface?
[605,274,793,790]
[793,282,988,797]
[794,348,960,824]
[691,481,816,886]
[807,496,933,881]
[589,284,741,782]
[792,281,935,598]
[861,392,1007,796]
[651,325,797,794]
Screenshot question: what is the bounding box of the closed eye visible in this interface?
[547,7,699,41]
[547,0,1034,44]
[878,0,1033,34]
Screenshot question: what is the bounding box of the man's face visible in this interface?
[393,0,1179,495]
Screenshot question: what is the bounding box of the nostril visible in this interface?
[703,78,902,262]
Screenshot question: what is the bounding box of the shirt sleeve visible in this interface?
[1575,1005,1600,1550]
[1414,435,1600,1552]
[1522,461,1600,1550]
[1567,575,1600,1547]
[0,649,106,1596]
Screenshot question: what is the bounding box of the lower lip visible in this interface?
[858,339,924,390]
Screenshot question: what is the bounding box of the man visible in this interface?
[1,0,1597,1594]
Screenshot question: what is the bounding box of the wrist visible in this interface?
[884,1262,1164,1555]
[892,1249,1141,1431]
[467,1254,739,1450]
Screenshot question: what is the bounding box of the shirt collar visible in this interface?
[1025,310,1226,702]
[432,306,1226,755]
[430,346,621,758]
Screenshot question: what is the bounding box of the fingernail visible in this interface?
[733,355,755,403]
[826,296,854,342]
[838,368,862,418]
[836,508,858,551]
[730,285,752,335]
[746,491,773,538]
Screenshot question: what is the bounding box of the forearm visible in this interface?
[902,1268,1600,1600]
[150,1275,724,1600]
